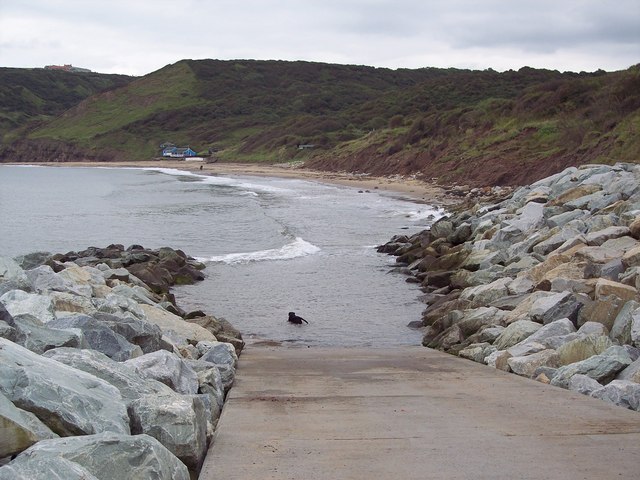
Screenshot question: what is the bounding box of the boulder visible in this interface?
[507,350,560,377]
[556,334,614,366]
[129,394,208,472]
[551,346,634,389]
[577,321,608,336]
[584,226,631,246]
[0,338,130,436]
[485,350,511,371]
[125,350,199,395]
[12,314,86,354]
[0,391,58,458]
[185,315,244,353]
[48,315,142,361]
[529,291,583,325]
[518,318,576,345]
[591,380,640,411]
[459,277,513,308]
[0,257,31,291]
[195,365,226,414]
[95,292,146,320]
[0,290,55,323]
[577,295,626,331]
[93,312,164,353]
[49,291,96,316]
[42,347,175,403]
[610,301,640,346]
[197,341,238,368]
[594,278,639,302]
[493,320,542,351]
[568,374,603,395]
[459,343,496,363]
[0,432,189,480]
[139,304,216,343]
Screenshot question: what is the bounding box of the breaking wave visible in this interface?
[196,237,320,265]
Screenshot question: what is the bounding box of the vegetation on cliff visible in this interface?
[1,60,638,186]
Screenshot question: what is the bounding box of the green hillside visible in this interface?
[0,67,132,143]
[1,60,638,186]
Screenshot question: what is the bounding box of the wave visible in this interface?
[196,237,320,265]
[139,167,291,194]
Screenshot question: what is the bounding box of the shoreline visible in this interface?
[14,160,462,207]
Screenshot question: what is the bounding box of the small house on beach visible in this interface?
[161,146,197,158]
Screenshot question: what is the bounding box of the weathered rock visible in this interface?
[530,291,584,325]
[195,365,225,414]
[0,257,31,291]
[485,350,511,371]
[556,334,614,366]
[94,292,146,320]
[459,277,513,308]
[551,346,634,388]
[0,290,55,323]
[494,320,542,351]
[595,278,639,303]
[126,350,199,395]
[197,341,238,368]
[507,350,560,377]
[617,357,640,383]
[519,318,576,345]
[42,347,175,402]
[129,394,208,472]
[629,216,640,240]
[185,315,244,353]
[507,341,547,358]
[622,245,640,269]
[584,226,631,246]
[12,314,86,354]
[93,312,164,353]
[577,321,608,336]
[577,295,626,331]
[591,380,640,411]
[0,338,130,436]
[458,343,495,363]
[0,391,58,458]
[610,301,640,346]
[49,291,97,316]
[0,432,189,480]
[568,374,603,395]
[139,304,216,343]
[48,315,142,361]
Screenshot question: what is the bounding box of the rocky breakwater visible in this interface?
[379,163,640,412]
[0,244,243,479]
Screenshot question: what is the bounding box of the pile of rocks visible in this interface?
[0,245,243,479]
[379,163,640,411]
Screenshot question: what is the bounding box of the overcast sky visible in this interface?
[1,0,638,76]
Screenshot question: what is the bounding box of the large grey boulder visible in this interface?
[551,346,634,389]
[493,320,542,351]
[0,391,58,458]
[0,257,31,291]
[126,350,199,394]
[610,301,640,347]
[515,318,576,346]
[568,374,603,395]
[591,380,640,411]
[616,357,640,383]
[93,312,164,353]
[459,277,513,308]
[0,432,189,480]
[529,291,583,325]
[26,265,90,298]
[0,457,99,480]
[95,292,147,320]
[0,338,130,436]
[42,347,175,403]
[129,394,208,472]
[48,315,142,361]
[12,314,86,354]
[197,341,239,368]
[0,290,55,323]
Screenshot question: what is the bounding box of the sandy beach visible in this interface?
[22,160,460,207]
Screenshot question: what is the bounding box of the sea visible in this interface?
[0,165,443,347]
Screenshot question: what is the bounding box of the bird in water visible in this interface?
[288,312,309,324]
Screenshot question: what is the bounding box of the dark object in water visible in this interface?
[288,312,309,324]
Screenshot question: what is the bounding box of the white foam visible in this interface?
[140,167,291,194]
[197,237,320,265]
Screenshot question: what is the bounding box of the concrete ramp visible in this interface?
[199,346,640,479]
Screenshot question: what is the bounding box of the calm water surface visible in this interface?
[0,165,442,346]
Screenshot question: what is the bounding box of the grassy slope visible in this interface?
[0,67,132,142]
[2,60,639,186]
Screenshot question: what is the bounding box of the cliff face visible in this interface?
[2,60,639,187]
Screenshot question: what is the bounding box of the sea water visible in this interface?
[0,165,442,346]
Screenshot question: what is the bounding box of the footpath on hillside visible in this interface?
[199,346,640,480]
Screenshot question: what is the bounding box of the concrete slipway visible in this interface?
[199,346,640,480]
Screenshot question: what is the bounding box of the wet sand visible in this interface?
[22,160,460,207]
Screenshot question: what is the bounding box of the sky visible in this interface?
[1,0,638,76]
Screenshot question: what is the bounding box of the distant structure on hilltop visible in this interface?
[44,64,92,73]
